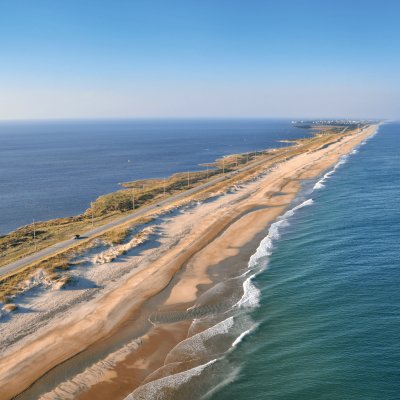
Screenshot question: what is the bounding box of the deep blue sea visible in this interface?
[212,122,400,399]
[0,119,306,234]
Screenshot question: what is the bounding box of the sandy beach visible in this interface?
[0,124,378,400]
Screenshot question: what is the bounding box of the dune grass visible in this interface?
[0,124,358,305]
[0,149,265,269]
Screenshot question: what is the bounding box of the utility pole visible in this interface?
[246,152,249,163]
[32,219,37,251]
[235,157,238,167]
[187,171,190,187]
[163,178,166,197]
[91,202,94,227]
[222,158,225,174]
[132,188,135,210]
[206,166,209,180]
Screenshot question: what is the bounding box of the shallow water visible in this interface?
[10,123,399,400]
[211,122,400,399]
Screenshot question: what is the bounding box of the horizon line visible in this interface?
[0,116,386,124]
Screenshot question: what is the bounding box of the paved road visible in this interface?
[0,150,288,278]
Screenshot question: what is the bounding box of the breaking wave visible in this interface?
[236,275,260,308]
[313,156,348,190]
[164,317,235,364]
[231,326,256,348]
[125,359,218,400]
[236,198,314,311]
[121,126,382,399]
[313,125,380,191]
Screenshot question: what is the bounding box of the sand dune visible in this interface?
[0,125,378,400]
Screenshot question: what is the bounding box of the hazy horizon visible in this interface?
[0,116,389,124]
[1,0,399,121]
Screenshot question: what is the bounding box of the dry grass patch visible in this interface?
[3,303,17,312]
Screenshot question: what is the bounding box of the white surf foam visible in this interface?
[235,275,260,308]
[165,317,235,364]
[124,359,217,400]
[313,156,347,191]
[361,124,380,144]
[236,198,314,310]
[248,198,314,267]
[231,325,256,348]
[313,125,380,191]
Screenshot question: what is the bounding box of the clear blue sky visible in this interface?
[0,0,399,120]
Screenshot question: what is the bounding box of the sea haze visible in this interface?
[0,119,307,234]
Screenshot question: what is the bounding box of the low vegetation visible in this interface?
[0,149,264,269]
[0,124,361,307]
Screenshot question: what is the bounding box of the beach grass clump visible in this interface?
[0,254,73,299]
[103,227,131,245]
[54,275,74,289]
[3,303,17,312]
[0,268,37,299]
[0,294,10,304]
[40,255,71,273]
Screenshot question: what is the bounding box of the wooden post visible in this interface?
[33,219,37,251]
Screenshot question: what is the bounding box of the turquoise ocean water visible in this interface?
[209,122,399,399]
[9,122,399,400]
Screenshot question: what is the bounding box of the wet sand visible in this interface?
[0,125,378,400]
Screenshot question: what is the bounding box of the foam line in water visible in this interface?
[235,275,260,309]
[200,366,241,399]
[313,126,380,191]
[313,156,347,190]
[165,317,235,364]
[124,359,217,399]
[247,198,314,269]
[231,325,257,348]
[235,198,314,310]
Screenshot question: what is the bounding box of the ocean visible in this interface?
[0,119,306,235]
[4,120,399,400]
[209,122,400,399]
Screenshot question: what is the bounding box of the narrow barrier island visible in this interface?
[0,122,378,400]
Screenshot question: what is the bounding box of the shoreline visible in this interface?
[0,138,296,278]
[0,124,378,400]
